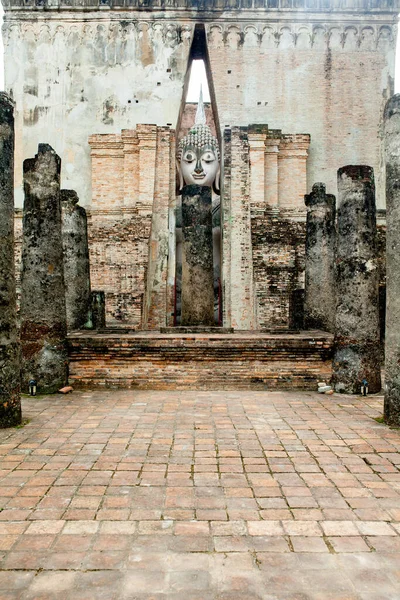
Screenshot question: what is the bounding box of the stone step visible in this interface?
[67,331,333,391]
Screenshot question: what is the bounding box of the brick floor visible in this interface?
[0,390,399,598]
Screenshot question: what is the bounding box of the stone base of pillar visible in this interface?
[20,144,68,394]
[0,342,22,427]
[181,185,214,327]
[21,324,68,394]
[0,93,21,425]
[332,165,381,395]
[384,95,400,425]
[332,341,381,394]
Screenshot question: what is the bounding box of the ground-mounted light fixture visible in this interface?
[28,380,37,396]
[361,379,368,396]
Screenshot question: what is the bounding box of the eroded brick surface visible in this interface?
[0,390,398,597]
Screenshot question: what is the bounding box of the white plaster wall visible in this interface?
[4,17,193,207]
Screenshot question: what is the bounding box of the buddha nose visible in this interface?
[194,159,203,174]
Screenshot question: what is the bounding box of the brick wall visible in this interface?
[223,124,310,329]
[251,205,306,328]
[86,125,175,327]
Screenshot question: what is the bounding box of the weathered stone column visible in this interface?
[20,144,68,393]
[0,94,21,426]
[384,95,400,424]
[304,183,336,332]
[61,190,91,331]
[88,291,106,330]
[332,166,381,394]
[181,184,214,326]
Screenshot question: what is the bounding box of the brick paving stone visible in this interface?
[328,536,371,552]
[282,520,323,536]
[290,536,329,552]
[320,521,360,536]
[0,390,398,598]
[247,520,284,536]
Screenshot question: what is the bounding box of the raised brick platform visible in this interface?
[67,330,333,390]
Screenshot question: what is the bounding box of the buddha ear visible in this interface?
[176,159,183,195]
[213,165,221,195]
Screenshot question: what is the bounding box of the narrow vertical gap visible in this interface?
[174,23,222,326]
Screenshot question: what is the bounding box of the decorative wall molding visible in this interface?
[2,0,400,12]
[3,18,394,51]
[206,22,395,50]
[2,20,194,48]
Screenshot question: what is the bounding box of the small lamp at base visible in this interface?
[28,380,37,396]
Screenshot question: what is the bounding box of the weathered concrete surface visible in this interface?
[61,189,91,331]
[20,144,68,394]
[304,183,336,333]
[0,93,21,427]
[181,185,214,327]
[384,94,400,426]
[332,166,381,394]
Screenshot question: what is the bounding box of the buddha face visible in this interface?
[180,144,219,188]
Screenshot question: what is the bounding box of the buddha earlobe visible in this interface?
[213,166,221,195]
[176,159,184,195]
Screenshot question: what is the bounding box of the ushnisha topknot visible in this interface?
[177,86,220,162]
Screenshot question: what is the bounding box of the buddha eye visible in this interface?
[202,151,215,163]
[183,151,195,162]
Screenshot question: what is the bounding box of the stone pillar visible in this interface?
[181,184,214,326]
[332,166,381,394]
[384,95,400,425]
[304,183,336,332]
[20,144,68,394]
[61,190,91,331]
[87,291,106,330]
[0,94,22,426]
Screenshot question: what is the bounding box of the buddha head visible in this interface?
[177,88,220,194]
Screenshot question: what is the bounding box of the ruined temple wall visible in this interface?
[87,125,175,326]
[4,16,193,207]
[207,20,396,208]
[3,3,397,209]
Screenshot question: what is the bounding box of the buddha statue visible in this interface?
[177,88,220,194]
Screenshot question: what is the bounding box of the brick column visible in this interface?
[332,166,381,394]
[384,95,400,425]
[181,185,214,326]
[137,125,157,215]
[304,183,336,332]
[143,127,173,329]
[264,137,280,206]
[248,131,266,206]
[0,93,21,426]
[88,135,124,209]
[61,190,91,331]
[121,129,139,208]
[278,135,310,208]
[223,127,256,330]
[20,145,68,393]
